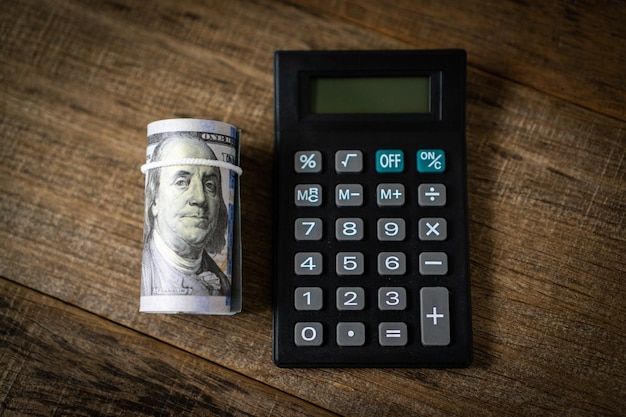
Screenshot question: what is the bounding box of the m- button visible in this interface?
[335,184,363,207]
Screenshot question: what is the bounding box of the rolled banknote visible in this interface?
[140,119,242,314]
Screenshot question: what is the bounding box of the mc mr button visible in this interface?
[417,149,446,173]
[376,150,404,173]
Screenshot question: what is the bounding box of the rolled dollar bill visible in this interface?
[140,119,242,314]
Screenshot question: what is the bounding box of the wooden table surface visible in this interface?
[1,1,625,415]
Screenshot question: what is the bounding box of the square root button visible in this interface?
[335,150,363,173]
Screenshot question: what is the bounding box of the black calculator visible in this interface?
[272,50,472,367]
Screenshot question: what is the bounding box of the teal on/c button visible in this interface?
[417,149,446,173]
[376,149,404,173]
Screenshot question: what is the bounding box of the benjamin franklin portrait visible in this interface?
[141,133,231,297]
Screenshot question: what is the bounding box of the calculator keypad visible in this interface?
[274,49,470,368]
[290,149,457,349]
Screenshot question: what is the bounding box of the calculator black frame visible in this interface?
[273,49,472,368]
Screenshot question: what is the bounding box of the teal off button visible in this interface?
[376,149,404,173]
[417,149,446,173]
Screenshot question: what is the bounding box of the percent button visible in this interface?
[295,151,322,173]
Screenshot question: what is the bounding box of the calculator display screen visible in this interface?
[310,77,430,114]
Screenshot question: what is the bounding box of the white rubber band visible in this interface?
[141,158,242,176]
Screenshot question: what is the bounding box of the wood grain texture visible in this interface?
[1,0,625,416]
[0,278,336,416]
[288,0,626,120]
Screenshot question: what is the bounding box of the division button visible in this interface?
[418,184,446,207]
[419,287,450,346]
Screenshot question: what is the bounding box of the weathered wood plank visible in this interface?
[1,0,625,416]
[0,278,337,416]
[286,0,626,120]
